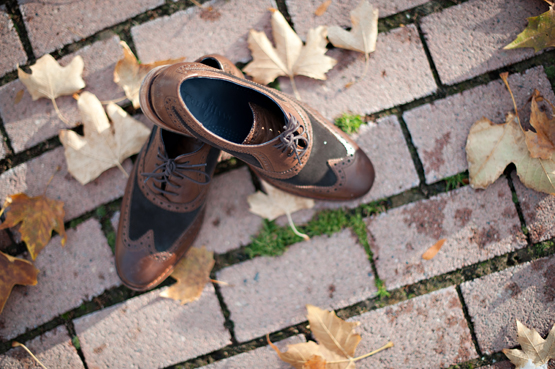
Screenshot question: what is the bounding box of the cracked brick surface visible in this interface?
[403,67,555,184]
[19,0,163,56]
[351,287,477,368]
[0,219,120,340]
[74,284,230,369]
[0,147,131,221]
[461,255,555,354]
[217,229,375,343]
[286,0,430,38]
[132,0,275,64]
[0,36,125,153]
[0,325,84,368]
[0,6,27,78]
[279,25,437,120]
[205,336,305,369]
[420,0,549,85]
[512,174,555,244]
[368,179,526,290]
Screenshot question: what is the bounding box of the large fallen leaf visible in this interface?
[160,246,214,304]
[327,0,379,57]
[504,1,555,53]
[524,90,555,160]
[244,8,336,98]
[503,320,555,368]
[59,91,150,185]
[247,180,314,240]
[0,193,66,260]
[0,251,39,314]
[269,305,393,369]
[113,41,185,109]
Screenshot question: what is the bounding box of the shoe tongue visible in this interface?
[242,102,285,145]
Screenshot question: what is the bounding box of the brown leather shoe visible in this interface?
[140,62,374,201]
[116,55,243,291]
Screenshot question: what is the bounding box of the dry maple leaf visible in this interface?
[504,0,555,53]
[18,54,85,125]
[113,41,185,109]
[327,0,379,57]
[247,180,314,240]
[0,193,66,260]
[0,251,39,314]
[503,320,555,369]
[59,91,150,185]
[466,74,555,195]
[270,305,393,369]
[159,246,215,304]
[243,8,337,99]
[422,239,446,260]
[523,90,555,160]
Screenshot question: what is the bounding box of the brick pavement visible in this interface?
[1,0,554,368]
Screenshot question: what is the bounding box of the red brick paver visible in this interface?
[217,229,376,342]
[132,0,274,64]
[352,287,477,368]
[368,179,526,290]
[279,25,436,120]
[0,147,131,221]
[403,67,555,184]
[512,174,555,244]
[205,336,305,369]
[19,0,164,56]
[0,325,84,369]
[192,167,263,254]
[0,219,120,340]
[74,284,230,369]
[461,255,555,354]
[0,6,27,77]
[477,363,514,369]
[0,35,125,153]
[420,0,549,85]
[286,0,430,38]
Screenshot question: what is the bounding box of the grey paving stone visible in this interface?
[279,25,437,120]
[74,284,230,369]
[368,179,526,290]
[132,0,276,64]
[286,0,430,38]
[19,0,163,56]
[217,229,376,342]
[0,146,131,222]
[477,363,513,369]
[192,167,263,254]
[512,174,555,244]
[0,133,7,160]
[0,6,27,77]
[351,287,477,368]
[0,325,85,369]
[461,255,555,354]
[403,66,555,184]
[204,336,305,369]
[0,219,120,340]
[420,0,549,85]
[0,35,125,153]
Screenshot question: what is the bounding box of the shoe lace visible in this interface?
[141,149,210,196]
[274,113,309,165]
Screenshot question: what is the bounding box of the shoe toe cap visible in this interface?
[336,149,375,200]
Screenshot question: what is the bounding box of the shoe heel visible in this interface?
[139,66,173,129]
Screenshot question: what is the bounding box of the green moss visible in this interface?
[335,113,364,134]
[268,79,281,91]
[375,279,391,299]
[533,240,554,257]
[72,336,81,350]
[305,209,350,237]
[95,205,107,218]
[245,220,302,258]
[444,173,468,191]
[546,65,555,80]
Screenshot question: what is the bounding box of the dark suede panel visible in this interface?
[282,112,346,187]
[128,177,202,252]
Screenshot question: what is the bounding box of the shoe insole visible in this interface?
[180,77,282,144]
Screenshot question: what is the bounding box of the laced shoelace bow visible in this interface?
[141,149,210,196]
[274,113,309,165]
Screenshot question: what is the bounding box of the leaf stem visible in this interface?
[12,342,48,369]
[327,341,394,364]
[289,75,302,101]
[100,96,128,105]
[0,197,12,218]
[285,210,309,241]
[43,166,61,196]
[499,72,523,131]
[115,161,129,178]
[50,97,70,126]
[210,279,230,286]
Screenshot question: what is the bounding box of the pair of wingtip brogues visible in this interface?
[115,54,375,291]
